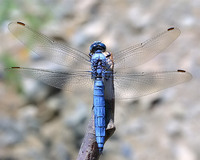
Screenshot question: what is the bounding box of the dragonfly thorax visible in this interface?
[90,50,108,79]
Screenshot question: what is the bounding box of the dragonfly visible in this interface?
[6,22,192,153]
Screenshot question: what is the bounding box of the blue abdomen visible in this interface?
[93,79,105,153]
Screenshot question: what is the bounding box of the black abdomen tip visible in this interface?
[99,147,103,154]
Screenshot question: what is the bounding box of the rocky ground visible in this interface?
[0,0,199,160]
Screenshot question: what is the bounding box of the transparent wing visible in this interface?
[5,67,93,94]
[8,22,90,71]
[114,70,192,99]
[114,28,181,70]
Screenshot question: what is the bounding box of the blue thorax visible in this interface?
[90,50,106,79]
[89,41,112,80]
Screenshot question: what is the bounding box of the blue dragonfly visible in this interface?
[7,22,192,153]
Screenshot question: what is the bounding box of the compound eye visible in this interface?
[89,41,107,53]
[90,44,97,53]
[99,43,106,52]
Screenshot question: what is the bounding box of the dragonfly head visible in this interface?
[89,41,106,55]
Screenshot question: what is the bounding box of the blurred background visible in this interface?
[0,0,199,160]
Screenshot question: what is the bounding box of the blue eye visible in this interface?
[99,43,106,51]
[90,41,106,53]
[90,43,97,52]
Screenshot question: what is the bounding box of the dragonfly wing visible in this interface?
[114,27,181,70]
[5,67,93,94]
[8,22,90,71]
[114,70,192,99]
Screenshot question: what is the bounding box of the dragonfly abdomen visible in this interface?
[93,79,106,153]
